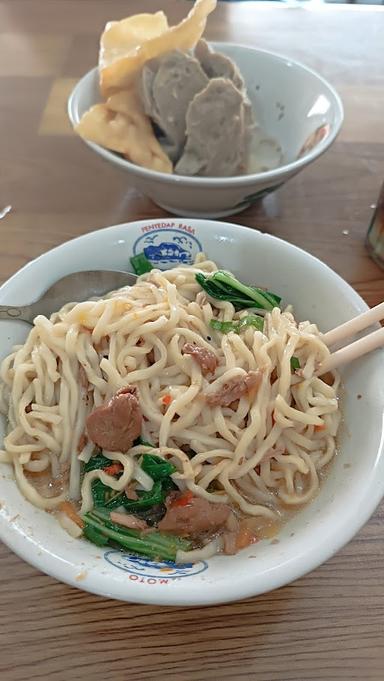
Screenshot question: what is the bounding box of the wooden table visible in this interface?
[1,1,384,679]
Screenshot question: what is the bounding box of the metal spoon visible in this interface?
[0,270,138,324]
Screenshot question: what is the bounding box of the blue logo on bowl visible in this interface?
[104,551,208,581]
[133,226,202,270]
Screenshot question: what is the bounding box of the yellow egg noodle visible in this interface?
[0,256,340,544]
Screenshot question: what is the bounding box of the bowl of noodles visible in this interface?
[0,218,383,606]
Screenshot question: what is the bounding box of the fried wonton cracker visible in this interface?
[99,0,217,96]
[99,12,169,75]
[75,89,172,174]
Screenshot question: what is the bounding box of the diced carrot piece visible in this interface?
[103,463,123,476]
[170,491,194,508]
[162,394,172,406]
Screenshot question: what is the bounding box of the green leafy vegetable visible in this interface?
[141,453,176,480]
[91,479,109,507]
[103,450,177,511]
[210,314,264,335]
[130,252,153,276]
[83,522,109,547]
[196,271,281,311]
[162,477,178,494]
[240,315,265,332]
[83,509,190,561]
[209,319,239,334]
[84,441,177,537]
[125,480,164,510]
[83,452,111,473]
[290,356,300,371]
[105,479,171,512]
[133,436,155,448]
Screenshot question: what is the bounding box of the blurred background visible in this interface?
[215,0,383,5]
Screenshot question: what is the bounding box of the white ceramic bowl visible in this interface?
[68,43,344,218]
[1,218,383,606]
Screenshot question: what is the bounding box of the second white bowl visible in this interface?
[68,43,344,218]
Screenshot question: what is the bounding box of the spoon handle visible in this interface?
[0,305,35,324]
